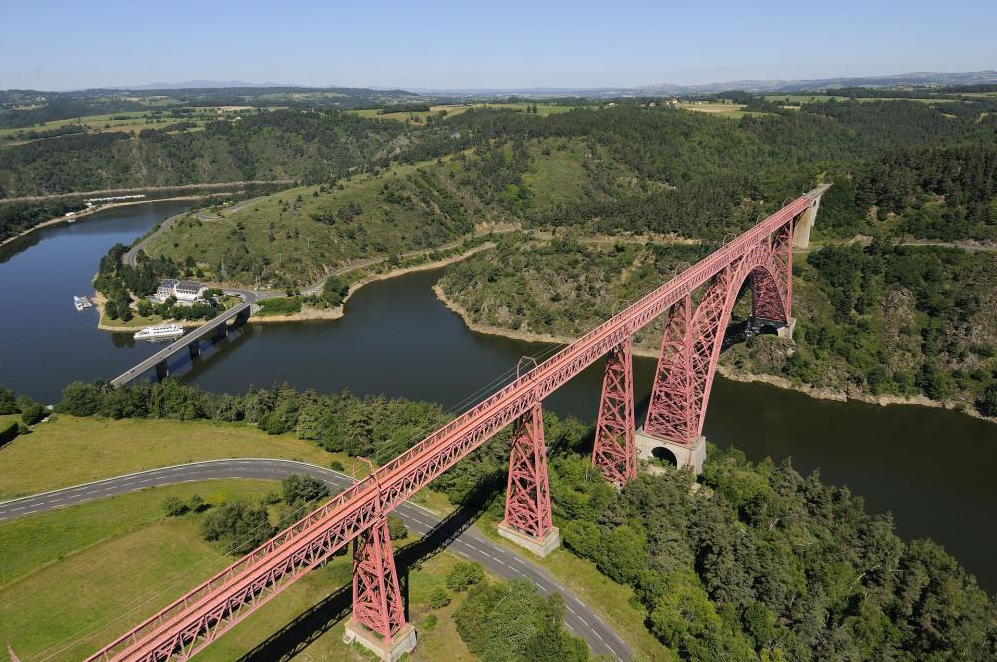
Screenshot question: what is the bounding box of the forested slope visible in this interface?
[0,110,405,198]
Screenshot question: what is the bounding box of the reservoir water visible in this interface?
[1,203,995,592]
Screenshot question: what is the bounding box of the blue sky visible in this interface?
[2,0,995,90]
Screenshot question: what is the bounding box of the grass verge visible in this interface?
[0,415,345,499]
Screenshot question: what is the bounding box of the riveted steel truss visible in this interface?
[591,338,636,485]
[86,190,824,662]
[503,404,554,538]
[645,216,796,445]
[351,517,406,644]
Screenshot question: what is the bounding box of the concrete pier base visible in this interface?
[154,360,169,381]
[214,323,227,340]
[343,622,416,662]
[748,316,795,341]
[636,428,707,475]
[777,316,797,340]
[188,342,201,359]
[497,523,560,558]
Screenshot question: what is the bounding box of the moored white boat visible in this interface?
[134,324,185,341]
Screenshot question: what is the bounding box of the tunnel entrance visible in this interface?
[650,446,678,467]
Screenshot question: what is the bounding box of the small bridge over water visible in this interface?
[109,300,252,387]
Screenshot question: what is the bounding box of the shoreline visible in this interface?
[0,180,296,205]
[95,242,497,330]
[0,193,234,250]
[241,242,497,324]
[431,284,997,424]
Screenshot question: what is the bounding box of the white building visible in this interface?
[156,279,206,303]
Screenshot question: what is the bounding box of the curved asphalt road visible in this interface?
[0,459,631,660]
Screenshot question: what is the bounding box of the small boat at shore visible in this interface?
[73,296,92,311]
[134,324,184,342]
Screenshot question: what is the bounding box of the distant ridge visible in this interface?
[633,70,997,96]
[34,69,997,97]
[396,70,997,97]
[117,80,306,90]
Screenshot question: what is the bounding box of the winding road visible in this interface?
[0,459,632,661]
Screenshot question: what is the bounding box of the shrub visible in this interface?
[200,501,275,554]
[446,561,485,592]
[162,496,188,517]
[0,421,19,446]
[387,514,408,540]
[281,474,330,504]
[187,494,205,513]
[428,587,451,609]
[0,387,17,414]
[18,396,46,425]
[57,381,104,416]
[978,384,997,417]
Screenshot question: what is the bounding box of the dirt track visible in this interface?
[0,179,296,204]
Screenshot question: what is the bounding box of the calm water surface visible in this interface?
[1,204,995,592]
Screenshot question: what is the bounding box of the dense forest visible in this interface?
[52,380,997,660]
[0,199,82,242]
[0,110,406,197]
[0,87,425,129]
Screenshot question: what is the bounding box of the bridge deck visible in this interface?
[109,301,250,387]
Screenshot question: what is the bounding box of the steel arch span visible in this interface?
[84,186,827,662]
[644,221,794,445]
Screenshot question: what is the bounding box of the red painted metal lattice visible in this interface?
[591,338,636,484]
[351,517,406,644]
[645,229,795,445]
[84,191,823,662]
[502,404,553,539]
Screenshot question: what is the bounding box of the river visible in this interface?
[1,203,995,592]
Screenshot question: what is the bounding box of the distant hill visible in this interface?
[401,71,997,98]
[8,69,997,99]
[634,70,997,96]
[116,80,304,90]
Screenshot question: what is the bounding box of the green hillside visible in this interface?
[0,109,405,198]
[143,137,643,287]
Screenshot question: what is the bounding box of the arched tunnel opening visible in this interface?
[650,446,678,467]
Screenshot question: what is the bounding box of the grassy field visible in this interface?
[0,107,258,145]
[350,102,584,123]
[764,94,960,105]
[0,479,475,662]
[0,416,341,498]
[676,101,772,119]
[0,479,277,660]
